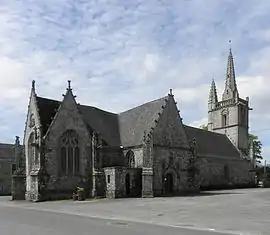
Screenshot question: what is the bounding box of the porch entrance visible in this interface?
[164,173,173,194]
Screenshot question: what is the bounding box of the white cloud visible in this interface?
[1,0,270,161]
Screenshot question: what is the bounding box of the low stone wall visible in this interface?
[199,156,256,190]
[11,174,26,200]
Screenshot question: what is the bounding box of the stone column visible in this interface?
[142,167,153,197]
[91,132,105,197]
[141,131,154,197]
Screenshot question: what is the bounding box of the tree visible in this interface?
[199,124,263,162]
[249,134,263,163]
[199,124,208,130]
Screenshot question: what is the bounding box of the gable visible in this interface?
[118,96,168,147]
[184,125,241,158]
[152,95,190,147]
[44,90,89,140]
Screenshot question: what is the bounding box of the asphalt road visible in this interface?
[0,205,234,235]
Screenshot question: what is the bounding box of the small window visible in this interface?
[11,163,16,174]
[107,175,110,184]
[222,114,228,127]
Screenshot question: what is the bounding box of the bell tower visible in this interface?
[208,43,251,156]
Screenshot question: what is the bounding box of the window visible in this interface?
[60,130,80,175]
[107,175,110,184]
[221,109,229,127]
[126,150,135,168]
[28,132,36,174]
[222,114,227,127]
[11,163,16,174]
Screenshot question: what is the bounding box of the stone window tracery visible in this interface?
[27,132,36,174]
[29,114,35,128]
[126,150,135,168]
[60,130,80,175]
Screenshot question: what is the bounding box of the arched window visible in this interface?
[60,130,80,175]
[221,109,229,127]
[126,150,135,168]
[27,133,36,174]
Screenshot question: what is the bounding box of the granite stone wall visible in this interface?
[42,91,92,200]
[199,156,254,189]
[104,167,142,198]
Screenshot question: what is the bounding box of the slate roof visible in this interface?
[118,96,168,147]
[36,96,60,135]
[33,94,241,159]
[78,105,120,147]
[0,143,15,160]
[184,125,241,158]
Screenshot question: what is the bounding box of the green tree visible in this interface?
[199,124,208,130]
[249,133,263,163]
[199,124,263,162]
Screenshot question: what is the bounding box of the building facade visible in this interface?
[0,142,16,195]
[12,49,255,202]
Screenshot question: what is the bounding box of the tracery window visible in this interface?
[126,150,135,168]
[27,133,36,174]
[60,130,80,175]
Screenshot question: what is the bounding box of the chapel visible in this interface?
[12,48,255,202]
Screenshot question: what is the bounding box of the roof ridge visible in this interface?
[79,104,117,116]
[184,124,229,137]
[119,95,169,114]
[0,143,14,146]
[36,96,60,103]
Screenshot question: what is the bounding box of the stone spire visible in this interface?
[222,41,239,100]
[208,79,218,110]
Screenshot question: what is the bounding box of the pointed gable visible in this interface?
[118,96,168,147]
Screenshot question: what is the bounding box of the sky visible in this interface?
[1,0,270,161]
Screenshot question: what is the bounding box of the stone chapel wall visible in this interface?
[43,92,91,200]
[199,156,254,189]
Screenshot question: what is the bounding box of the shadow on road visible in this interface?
[160,191,242,198]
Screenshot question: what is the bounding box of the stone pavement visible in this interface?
[1,188,270,235]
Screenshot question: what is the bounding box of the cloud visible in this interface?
[1,0,270,162]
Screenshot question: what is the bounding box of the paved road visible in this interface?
[1,188,270,234]
[0,205,233,235]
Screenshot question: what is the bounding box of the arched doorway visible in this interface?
[164,173,173,194]
[125,173,130,196]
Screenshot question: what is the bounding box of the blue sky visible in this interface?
[1,0,270,161]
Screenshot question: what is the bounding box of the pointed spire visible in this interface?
[208,79,218,105]
[222,41,239,100]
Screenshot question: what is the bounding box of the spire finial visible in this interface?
[169,89,172,95]
[32,80,35,91]
[67,80,71,90]
[15,136,20,146]
[229,40,232,52]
